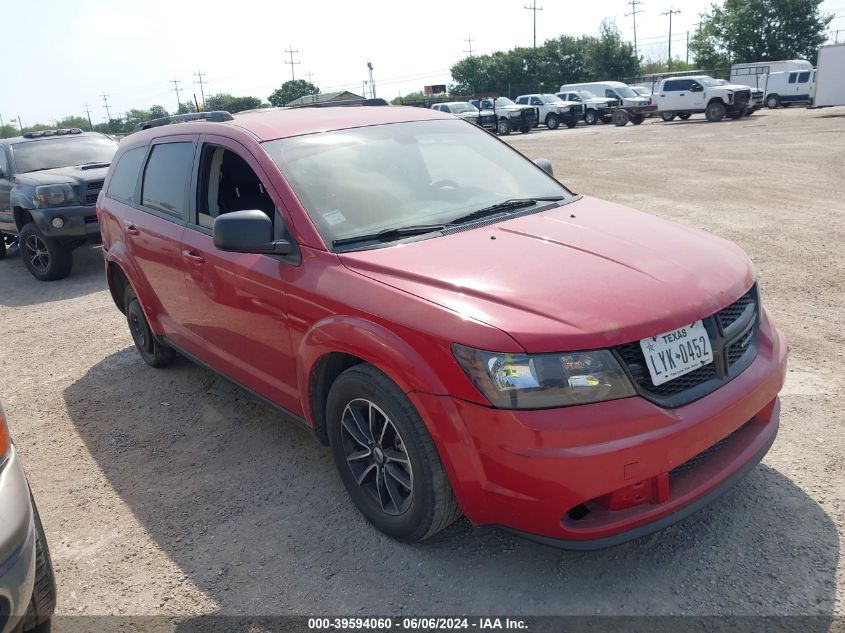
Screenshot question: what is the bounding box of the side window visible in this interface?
[798,71,810,83]
[570,94,581,102]
[684,80,698,91]
[516,97,527,105]
[531,97,542,106]
[196,146,275,230]
[106,146,146,202]
[788,73,797,84]
[141,142,195,218]
[605,89,616,98]
[663,80,678,91]
[0,147,8,175]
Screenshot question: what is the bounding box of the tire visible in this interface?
[705,101,726,122]
[601,115,613,124]
[677,112,692,120]
[584,110,598,125]
[565,120,577,129]
[630,113,645,125]
[661,111,676,122]
[545,114,559,130]
[0,236,6,260]
[123,285,176,368]
[22,496,56,633]
[327,364,462,542]
[19,223,72,281]
[766,94,780,109]
[496,117,511,135]
[520,125,531,134]
[612,109,630,126]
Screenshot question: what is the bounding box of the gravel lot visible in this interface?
[1,107,843,624]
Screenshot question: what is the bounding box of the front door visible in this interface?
[179,137,300,413]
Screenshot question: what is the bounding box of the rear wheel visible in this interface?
[124,286,176,368]
[612,109,630,126]
[766,94,781,109]
[545,114,559,130]
[22,495,56,633]
[661,111,676,122]
[496,117,511,135]
[584,110,598,125]
[601,115,613,124]
[677,112,692,120]
[19,223,73,281]
[705,101,726,122]
[327,365,461,542]
[630,113,645,125]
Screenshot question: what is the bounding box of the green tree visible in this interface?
[177,101,197,114]
[204,93,264,113]
[391,92,429,105]
[585,20,641,81]
[693,0,832,66]
[268,80,320,106]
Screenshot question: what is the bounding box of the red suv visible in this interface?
[97,105,787,549]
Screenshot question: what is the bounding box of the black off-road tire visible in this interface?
[630,113,645,125]
[584,110,598,125]
[123,286,176,368]
[22,496,56,633]
[601,115,613,124]
[545,114,559,130]
[19,223,73,281]
[327,364,462,543]
[705,101,727,122]
[520,125,531,134]
[496,117,511,135]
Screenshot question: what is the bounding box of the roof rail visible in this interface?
[134,111,234,132]
[23,128,84,139]
[289,98,389,109]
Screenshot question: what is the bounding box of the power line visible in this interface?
[661,7,682,67]
[464,35,475,57]
[284,45,300,82]
[193,71,207,106]
[170,79,182,111]
[626,0,645,54]
[101,94,112,121]
[82,103,93,130]
[523,0,543,48]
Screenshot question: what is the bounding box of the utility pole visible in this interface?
[836,29,843,44]
[626,0,644,55]
[170,79,183,112]
[82,103,93,130]
[284,45,300,82]
[101,94,112,121]
[193,71,207,107]
[661,8,681,69]
[367,61,376,99]
[464,35,475,57]
[523,0,543,48]
[686,30,690,65]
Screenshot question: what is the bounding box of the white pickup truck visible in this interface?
[515,94,584,129]
[655,75,756,122]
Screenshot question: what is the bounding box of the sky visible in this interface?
[3,0,844,126]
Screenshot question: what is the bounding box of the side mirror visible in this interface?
[213,210,292,255]
[0,168,5,178]
[691,84,703,92]
[533,158,554,177]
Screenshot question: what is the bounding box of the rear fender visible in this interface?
[104,243,166,335]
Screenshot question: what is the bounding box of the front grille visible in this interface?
[84,180,104,206]
[613,285,760,407]
[734,90,751,108]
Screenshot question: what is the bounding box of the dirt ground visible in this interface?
[1,107,843,623]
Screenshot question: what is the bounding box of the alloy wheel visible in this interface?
[340,398,414,516]
[24,235,50,273]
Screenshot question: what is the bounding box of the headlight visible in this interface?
[452,345,636,409]
[508,111,521,118]
[561,106,571,112]
[0,401,9,460]
[35,184,78,208]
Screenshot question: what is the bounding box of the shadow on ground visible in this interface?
[63,348,839,618]
[0,244,106,308]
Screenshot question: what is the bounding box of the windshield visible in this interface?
[575,91,597,99]
[494,97,516,107]
[264,119,570,249]
[696,76,717,87]
[615,87,638,98]
[540,94,561,103]
[449,103,478,114]
[12,135,118,173]
[632,87,651,95]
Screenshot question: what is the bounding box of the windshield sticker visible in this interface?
[323,209,347,226]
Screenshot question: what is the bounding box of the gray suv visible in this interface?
[0,402,55,633]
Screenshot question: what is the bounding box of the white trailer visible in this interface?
[730,60,812,88]
[812,44,845,107]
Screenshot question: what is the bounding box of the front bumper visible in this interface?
[0,448,36,633]
[32,205,100,240]
[411,312,787,549]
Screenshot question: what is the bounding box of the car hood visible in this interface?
[15,164,110,186]
[338,196,754,353]
[720,83,753,92]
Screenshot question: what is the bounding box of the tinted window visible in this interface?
[106,147,146,202]
[141,143,195,218]
[798,71,810,83]
[516,97,527,104]
[531,97,542,105]
[664,80,679,91]
[0,147,8,175]
[11,135,117,173]
[788,73,797,84]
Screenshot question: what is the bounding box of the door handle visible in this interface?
[680,93,686,96]
[181,249,205,264]
[125,224,140,236]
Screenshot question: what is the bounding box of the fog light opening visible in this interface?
[567,504,591,521]
[51,217,64,229]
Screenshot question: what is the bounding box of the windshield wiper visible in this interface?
[449,197,565,225]
[333,224,447,247]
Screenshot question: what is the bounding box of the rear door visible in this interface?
[794,71,812,102]
[179,136,300,412]
[120,136,197,344]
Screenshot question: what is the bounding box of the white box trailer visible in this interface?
[812,44,845,107]
[730,60,812,88]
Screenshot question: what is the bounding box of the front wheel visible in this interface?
[124,285,176,368]
[327,365,461,542]
[22,495,56,632]
[545,114,559,130]
[661,111,676,122]
[19,223,73,281]
[496,117,511,135]
[630,113,645,125]
[705,101,727,122]
[584,110,598,125]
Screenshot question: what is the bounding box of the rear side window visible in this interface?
[106,147,146,202]
[788,73,797,84]
[664,80,679,91]
[141,143,195,218]
[798,71,810,83]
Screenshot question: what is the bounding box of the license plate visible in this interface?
[639,320,713,386]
